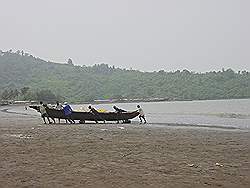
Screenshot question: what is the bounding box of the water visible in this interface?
[74,99,250,129]
[3,99,250,129]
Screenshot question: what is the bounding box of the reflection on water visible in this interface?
[3,99,250,129]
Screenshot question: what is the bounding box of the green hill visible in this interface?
[0,50,250,103]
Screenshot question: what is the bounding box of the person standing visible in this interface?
[39,101,52,124]
[137,105,147,124]
[56,101,63,110]
[63,102,75,124]
[55,101,63,123]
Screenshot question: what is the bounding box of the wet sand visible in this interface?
[0,108,249,187]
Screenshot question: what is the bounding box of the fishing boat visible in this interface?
[29,105,139,122]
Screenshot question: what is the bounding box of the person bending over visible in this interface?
[113,105,127,123]
[113,106,127,113]
[88,105,106,123]
[39,101,52,124]
[63,102,75,124]
[137,105,147,124]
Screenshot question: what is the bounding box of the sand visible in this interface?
[0,107,249,187]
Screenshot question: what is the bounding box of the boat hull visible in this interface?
[30,106,139,122]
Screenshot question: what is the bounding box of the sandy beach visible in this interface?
[0,107,249,187]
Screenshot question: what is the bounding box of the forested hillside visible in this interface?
[0,50,250,103]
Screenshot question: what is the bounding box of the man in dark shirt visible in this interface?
[113,105,127,123]
[88,106,105,123]
[113,106,127,113]
[63,102,75,124]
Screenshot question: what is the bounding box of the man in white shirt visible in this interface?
[55,101,63,110]
[137,105,147,124]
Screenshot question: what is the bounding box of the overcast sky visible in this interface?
[1,0,249,72]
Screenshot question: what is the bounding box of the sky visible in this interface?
[0,0,249,72]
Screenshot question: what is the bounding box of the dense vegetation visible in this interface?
[0,50,249,103]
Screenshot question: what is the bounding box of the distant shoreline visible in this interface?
[75,97,250,105]
[1,97,250,106]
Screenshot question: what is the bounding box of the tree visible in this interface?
[12,89,20,98]
[1,89,19,100]
[20,87,30,96]
[36,89,58,102]
[1,89,10,100]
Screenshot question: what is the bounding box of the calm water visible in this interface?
[4,99,250,129]
[76,99,250,129]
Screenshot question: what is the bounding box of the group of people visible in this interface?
[39,101,74,124]
[113,105,147,124]
[39,101,147,124]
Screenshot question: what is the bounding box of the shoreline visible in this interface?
[0,106,246,131]
[72,97,250,105]
[0,109,249,187]
[2,97,250,106]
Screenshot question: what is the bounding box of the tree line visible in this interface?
[1,87,60,102]
[0,50,249,103]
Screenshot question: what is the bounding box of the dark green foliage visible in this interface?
[1,89,19,100]
[20,87,30,95]
[0,87,59,103]
[0,50,249,103]
[36,89,59,102]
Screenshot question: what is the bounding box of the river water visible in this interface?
[3,99,250,129]
[75,99,250,129]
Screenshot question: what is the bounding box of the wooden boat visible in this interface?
[29,105,139,122]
